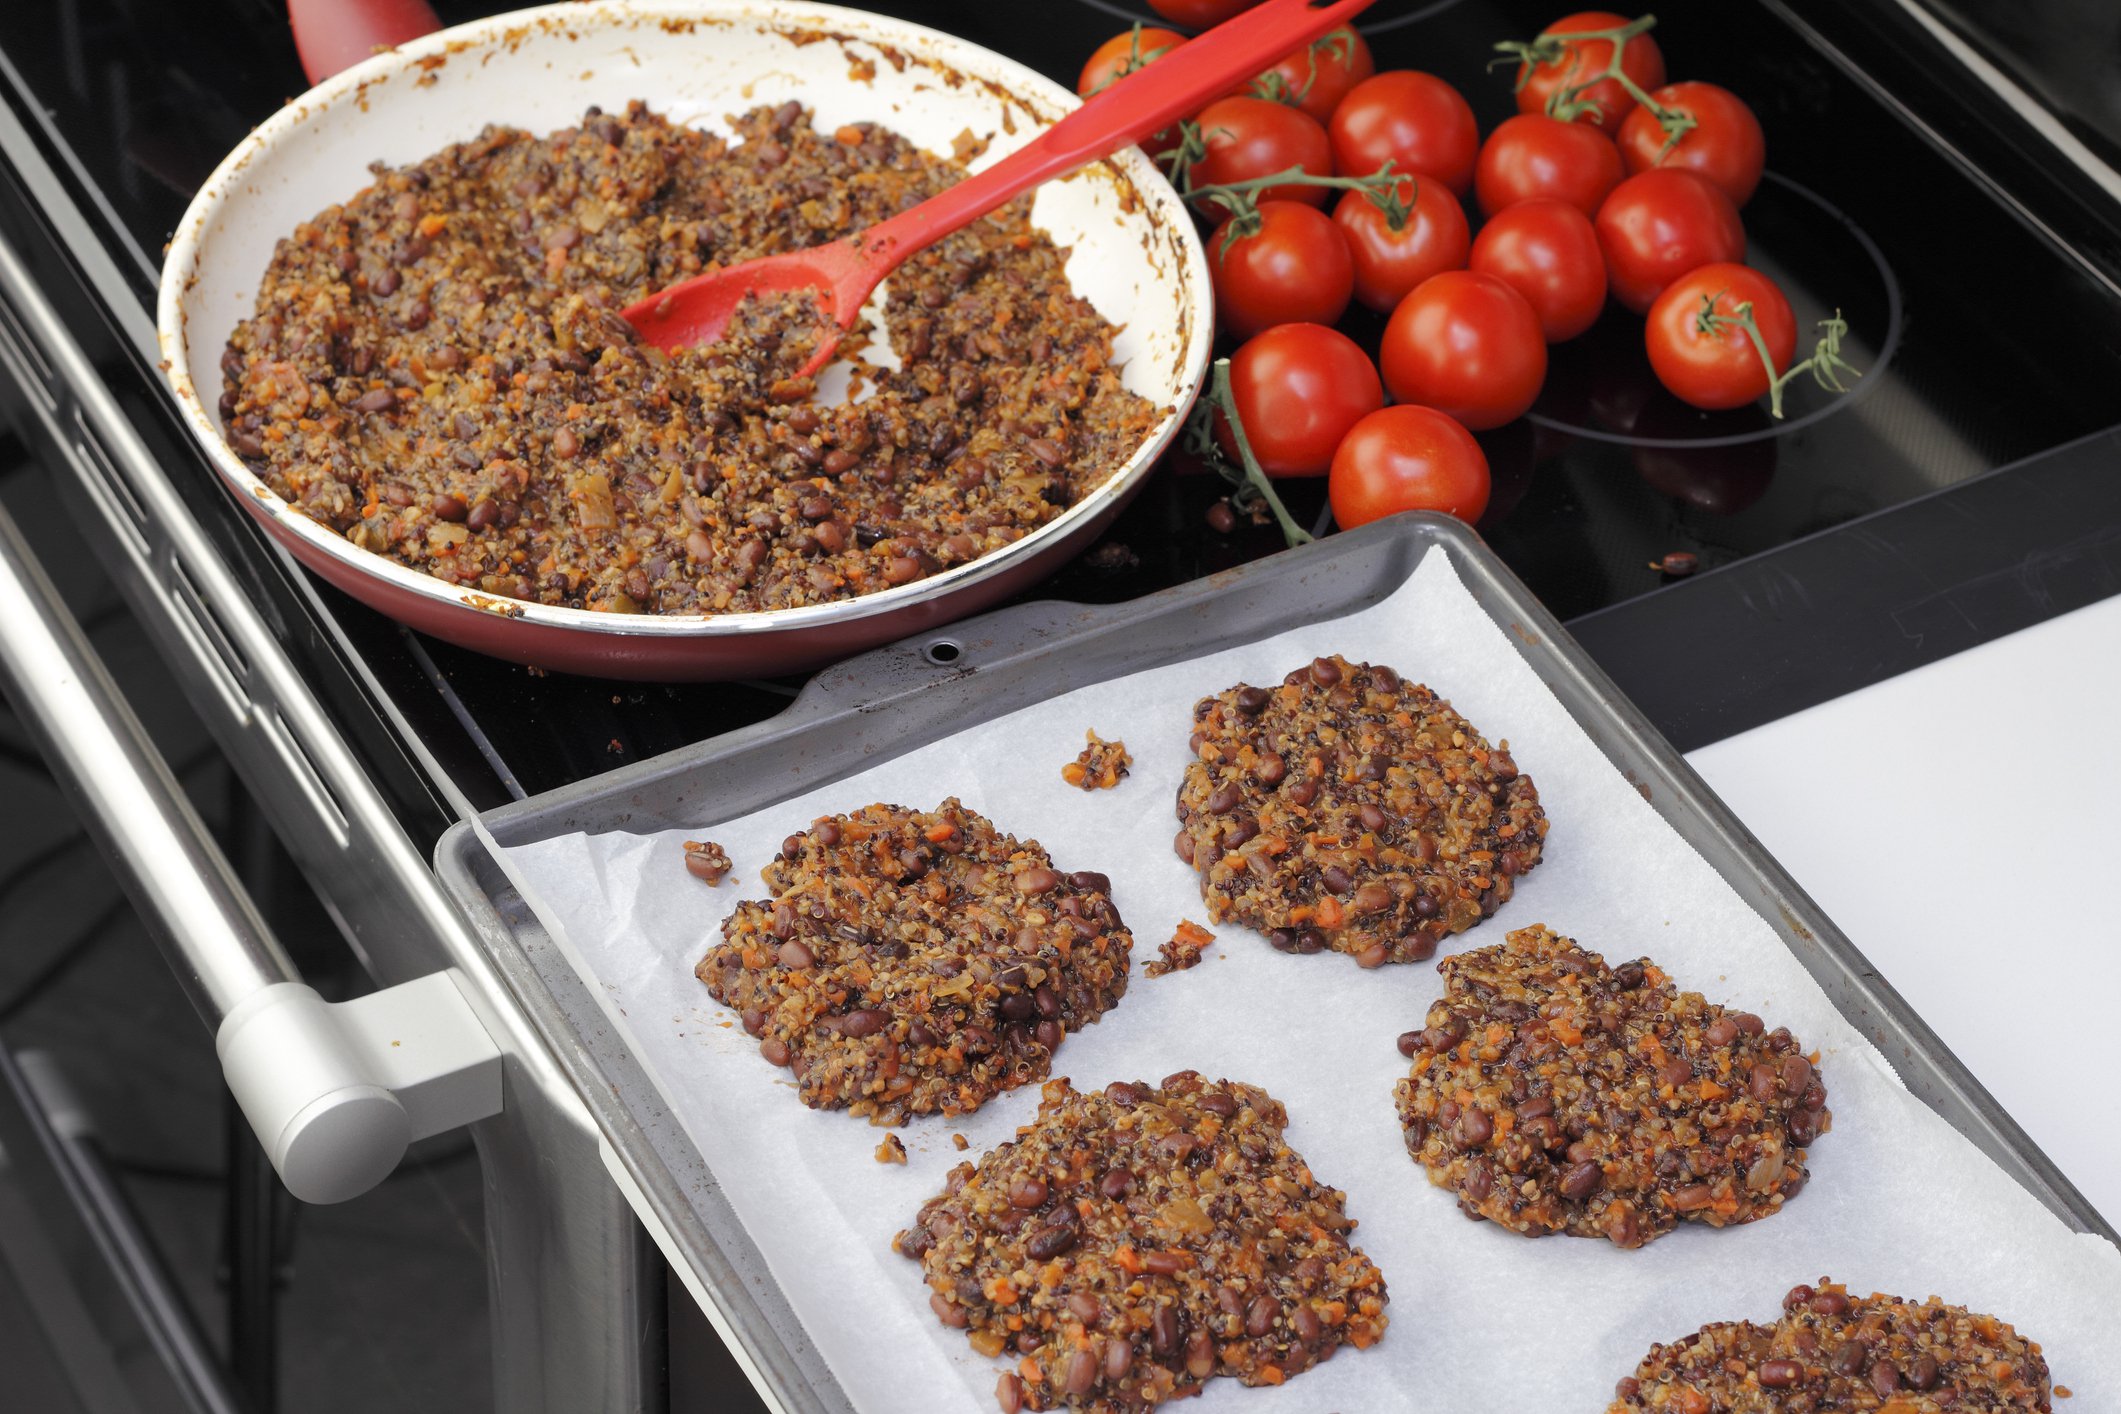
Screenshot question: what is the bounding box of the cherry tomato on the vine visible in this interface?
[1469,198,1608,342]
[1513,11,1665,129]
[1192,97,1335,210]
[1208,201,1355,339]
[1474,113,1624,218]
[1329,405,1491,526]
[1080,28,1190,155]
[1252,27,1375,124]
[1328,70,1481,196]
[1644,262,1796,410]
[1619,81,1767,207]
[1380,271,1548,430]
[1147,0,1262,26]
[1219,323,1384,478]
[1331,175,1469,313]
[1594,168,1745,313]
[1079,27,1187,97]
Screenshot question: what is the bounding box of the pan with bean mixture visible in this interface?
[695,799,1131,1125]
[217,101,1163,614]
[895,1073,1388,1413]
[1396,924,1830,1249]
[1611,1279,2052,1412]
[1174,655,1548,967]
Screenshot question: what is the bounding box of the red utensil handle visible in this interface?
[856,0,1376,265]
[288,0,444,85]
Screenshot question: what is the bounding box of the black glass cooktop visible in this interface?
[3,0,2119,808]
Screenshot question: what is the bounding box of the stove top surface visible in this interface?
[3,0,2118,807]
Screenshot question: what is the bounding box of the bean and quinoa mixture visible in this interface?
[1397,924,1830,1249]
[695,799,1131,1125]
[1174,655,1548,967]
[218,101,1162,613]
[1062,731,1133,791]
[1145,920,1214,978]
[896,1073,1388,1413]
[1611,1279,2052,1412]
[680,838,732,884]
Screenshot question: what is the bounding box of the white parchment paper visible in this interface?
[496,549,2121,1412]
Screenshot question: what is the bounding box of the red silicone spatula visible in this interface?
[621,0,1378,374]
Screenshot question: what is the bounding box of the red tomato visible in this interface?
[1594,168,1745,313]
[1208,201,1355,339]
[1329,405,1491,525]
[1147,0,1263,25]
[1331,176,1469,313]
[1643,262,1796,410]
[1474,113,1624,218]
[1328,71,1480,196]
[1080,28,1190,155]
[1078,27,1187,97]
[1192,97,1335,210]
[1618,81,1767,207]
[1217,324,1383,477]
[1514,11,1666,128]
[1380,271,1548,430]
[1253,27,1375,124]
[1469,198,1607,342]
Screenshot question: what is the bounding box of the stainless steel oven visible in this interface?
[0,0,2115,1410]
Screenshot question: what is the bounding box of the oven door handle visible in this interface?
[0,503,500,1204]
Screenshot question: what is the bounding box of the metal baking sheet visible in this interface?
[434,513,2112,1414]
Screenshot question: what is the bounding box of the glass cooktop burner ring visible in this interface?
[1527,170,1904,450]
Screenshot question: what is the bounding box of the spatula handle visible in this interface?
[855,0,1377,269]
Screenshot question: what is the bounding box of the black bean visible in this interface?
[1560,1161,1602,1200]
[371,268,401,297]
[1066,870,1111,894]
[1411,893,1440,919]
[1267,928,1296,952]
[1705,1016,1740,1047]
[1151,1305,1180,1356]
[1758,1360,1800,1388]
[1285,778,1318,807]
[351,387,396,413]
[840,1008,885,1038]
[1907,1354,1940,1390]
[431,492,469,522]
[1456,1106,1492,1147]
[1015,866,1059,895]
[1026,1219,1078,1262]
[1612,961,1646,989]
[1308,656,1342,686]
[1063,1349,1096,1397]
[1008,1178,1048,1209]
[1321,864,1353,894]
[466,499,499,531]
[1870,1360,1901,1397]
[1099,1168,1134,1200]
[1205,784,1239,814]
[1233,685,1270,715]
[1244,1296,1276,1338]
[1197,1092,1237,1118]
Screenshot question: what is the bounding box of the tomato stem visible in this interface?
[1696,297,1862,419]
[1249,29,1356,110]
[1180,159,1412,235]
[1490,13,1657,97]
[1187,360,1314,548]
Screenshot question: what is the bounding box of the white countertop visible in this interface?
[1686,590,2121,1228]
